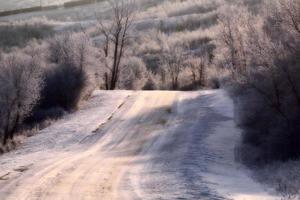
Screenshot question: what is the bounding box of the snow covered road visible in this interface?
[0,90,278,200]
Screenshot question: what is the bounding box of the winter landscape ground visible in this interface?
[0,0,300,199]
[0,90,279,199]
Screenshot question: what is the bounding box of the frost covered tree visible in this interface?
[217,5,250,78]
[217,0,300,162]
[41,33,95,111]
[119,57,148,90]
[185,53,209,86]
[96,0,136,90]
[0,52,43,145]
[160,46,185,90]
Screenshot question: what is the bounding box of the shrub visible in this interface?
[37,33,93,112]
[167,1,219,17]
[40,64,87,111]
[159,12,218,33]
[0,52,43,145]
[143,72,160,90]
[26,107,66,125]
[119,57,148,90]
[0,23,54,50]
[218,1,300,163]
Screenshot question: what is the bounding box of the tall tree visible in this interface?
[97,0,136,90]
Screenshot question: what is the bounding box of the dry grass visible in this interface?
[252,160,300,199]
[0,135,26,154]
[0,119,56,155]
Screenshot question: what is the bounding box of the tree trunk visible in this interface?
[3,131,9,145]
[9,112,20,140]
[104,72,109,90]
[199,64,205,86]
[191,71,196,85]
[3,108,12,145]
[110,33,120,90]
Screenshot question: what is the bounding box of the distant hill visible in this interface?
[0,0,75,12]
[0,0,101,17]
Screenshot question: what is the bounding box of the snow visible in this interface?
[0,90,132,175]
[118,90,279,200]
[0,0,76,12]
[0,1,111,22]
[201,90,279,200]
[203,92,279,200]
[0,90,280,199]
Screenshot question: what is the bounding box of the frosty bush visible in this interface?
[119,57,148,90]
[218,0,300,163]
[0,22,54,50]
[38,33,94,112]
[96,0,136,90]
[0,52,43,145]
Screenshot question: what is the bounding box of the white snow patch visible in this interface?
[202,90,279,200]
[0,90,132,176]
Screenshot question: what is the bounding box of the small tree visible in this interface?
[40,33,93,111]
[217,5,249,78]
[160,46,185,90]
[185,53,209,87]
[96,0,136,90]
[119,56,148,90]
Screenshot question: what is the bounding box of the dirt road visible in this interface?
[0,90,278,200]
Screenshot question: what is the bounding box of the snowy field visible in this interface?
[0,0,161,22]
[0,0,76,11]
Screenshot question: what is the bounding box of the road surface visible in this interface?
[0,90,278,200]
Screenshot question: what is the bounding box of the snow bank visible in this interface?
[0,90,132,175]
[202,90,279,200]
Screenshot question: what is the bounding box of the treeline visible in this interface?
[216,0,300,163]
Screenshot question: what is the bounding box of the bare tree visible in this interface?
[160,46,185,90]
[185,53,209,86]
[0,49,3,60]
[274,0,300,35]
[96,0,136,90]
[217,5,250,78]
[119,56,147,89]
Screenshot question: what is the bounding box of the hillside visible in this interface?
[0,0,75,11]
